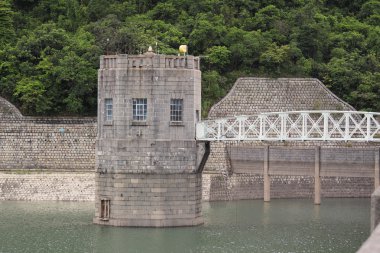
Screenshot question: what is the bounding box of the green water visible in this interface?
[0,199,369,253]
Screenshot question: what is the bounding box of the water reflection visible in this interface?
[262,202,271,226]
[313,204,321,221]
[0,199,370,253]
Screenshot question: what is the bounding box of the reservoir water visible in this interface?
[0,199,369,253]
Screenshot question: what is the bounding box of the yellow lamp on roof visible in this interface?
[179,45,188,55]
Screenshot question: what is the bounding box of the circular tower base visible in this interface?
[93,172,203,227]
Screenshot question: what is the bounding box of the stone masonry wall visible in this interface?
[205,175,374,201]
[94,173,202,227]
[0,172,94,201]
[0,116,96,201]
[202,140,379,201]
[230,146,377,177]
[0,117,96,171]
[0,97,97,200]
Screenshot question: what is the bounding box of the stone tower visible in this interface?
[93,50,208,227]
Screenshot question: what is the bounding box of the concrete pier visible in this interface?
[314,146,321,205]
[263,146,270,202]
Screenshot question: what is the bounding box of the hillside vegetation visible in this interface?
[0,0,379,116]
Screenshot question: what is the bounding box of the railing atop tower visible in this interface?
[100,54,200,70]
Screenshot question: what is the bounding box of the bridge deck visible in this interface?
[196,111,380,142]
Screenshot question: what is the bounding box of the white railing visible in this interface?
[196,111,380,142]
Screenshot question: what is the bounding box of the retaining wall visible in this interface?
[0,99,97,201]
[0,117,96,171]
[0,172,94,201]
[203,174,374,201]
[202,141,379,201]
[0,116,97,201]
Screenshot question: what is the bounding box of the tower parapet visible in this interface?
[100,54,200,70]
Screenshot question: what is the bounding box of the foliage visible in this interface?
[0,0,15,44]
[14,78,52,114]
[0,0,379,116]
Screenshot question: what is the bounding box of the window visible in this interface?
[133,98,147,121]
[100,199,110,221]
[105,98,113,121]
[170,99,183,122]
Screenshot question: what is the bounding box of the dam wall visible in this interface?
[0,77,379,201]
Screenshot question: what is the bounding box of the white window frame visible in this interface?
[105,98,113,122]
[133,98,147,121]
[170,99,183,122]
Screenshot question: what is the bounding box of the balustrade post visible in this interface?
[366,113,371,141]
[302,113,307,140]
[237,116,246,140]
[344,113,350,141]
[280,114,287,141]
[323,113,329,141]
[217,120,222,141]
[238,117,242,140]
[259,115,264,140]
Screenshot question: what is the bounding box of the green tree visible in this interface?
[189,14,227,54]
[14,78,52,114]
[260,43,291,74]
[201,70,227,117]
[0,0,15,46]
[205,46,231,71]
[359,0,380,25]
[56,51,97,114]
[349,73,380,111]
[252,5,282,31]
[148,2,178,23]
[323,51,363,100]
[0,0,379,115]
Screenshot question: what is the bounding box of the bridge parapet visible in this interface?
[196,111,380,142]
